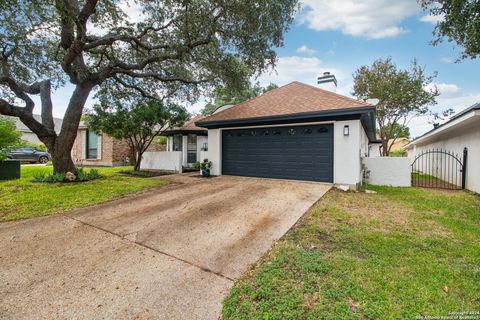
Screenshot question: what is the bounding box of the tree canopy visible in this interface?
[0,117,22,148]
[201,82,278,115]
[353,58,439,156]
[0,0,298,173]
[0,117,22,160]
[86,98,188,171]
[420,0,480,60]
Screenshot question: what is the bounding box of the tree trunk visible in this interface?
[51,83,93,174]
[51,145,77,173]
[134,150,142,171]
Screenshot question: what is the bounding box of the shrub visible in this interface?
[32,168,102,183]
[192,161,201,170]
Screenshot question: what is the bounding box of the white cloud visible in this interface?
[440,57,454,64]
[419,14,443,24]
[296,45,317,55]
[299,0,419,39]
[256,56,347,87]
[425,82,460,98]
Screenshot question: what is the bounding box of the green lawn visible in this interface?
[223,187,480,320]
[0,166,168,222]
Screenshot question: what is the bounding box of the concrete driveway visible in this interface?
[0,174,330,320]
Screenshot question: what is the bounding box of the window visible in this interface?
[172,135,183,151]
[86,130,99,159]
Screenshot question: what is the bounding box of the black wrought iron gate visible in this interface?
[411,148,468,190]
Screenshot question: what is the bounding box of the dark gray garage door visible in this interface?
[222,124,333,182]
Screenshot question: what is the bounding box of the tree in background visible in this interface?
[201,82,278,115]
[0,117,22,160]
[353,58,441,156]
[86,98,188,171]
[379,123,411,140]
[0,0,298,174]
[420,0,480,60]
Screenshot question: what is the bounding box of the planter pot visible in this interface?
[201,169,210,177]
[0,160,21,180]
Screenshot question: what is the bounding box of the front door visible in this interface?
[187,134,197,164]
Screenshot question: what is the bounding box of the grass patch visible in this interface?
[0,166,168,222]
[223,187,480,319]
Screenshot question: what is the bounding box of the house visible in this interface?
[369,137,410,157]
[389,137,409,152]
[163,115,209,165]
[405,103,480,193]
[71,121,132,167]
[2,114,63,145]
[194,74,378,189]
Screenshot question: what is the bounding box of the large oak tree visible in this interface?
[420,0,480,60]
[0,0,298,173]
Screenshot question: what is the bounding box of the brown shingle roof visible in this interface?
[198,81,371,124]
[164,115,208,135]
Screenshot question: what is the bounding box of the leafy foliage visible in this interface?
[87,99,188,171]
[0,117,22,148]
[201,82,278,115]
[378,123,411,140]
[32,168,102,183]
[0,0,298,173]
[420,0,480,60]
[0,117,22,160]
[353,58,441,156]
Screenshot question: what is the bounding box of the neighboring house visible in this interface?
[194,75,378,189]
[163,115,209,166]
[389,137,409,153]
[405,103,480,193]
[71,121,132,167]
[2,114,63,145]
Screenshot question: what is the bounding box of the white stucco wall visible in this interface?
[206,129,222,175]
[369,143,382,157]
[409,121,479,193]
[197,136,208,161]
[362,157,411,187]
[334,120,363,187]
[140,151,183,172]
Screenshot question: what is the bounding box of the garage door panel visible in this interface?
[222,124,333,182]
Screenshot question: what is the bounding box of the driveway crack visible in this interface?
[64,215,234,283]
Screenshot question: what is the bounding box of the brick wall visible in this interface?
[72,129,132,166]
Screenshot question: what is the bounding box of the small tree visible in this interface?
[201,82,278,115]
[0,117,22,160]
[87,100,188,171]
[353,58,440,156]
[420,0,480,60]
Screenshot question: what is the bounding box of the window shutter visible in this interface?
[81,130,87,159]
[97,134,102,159]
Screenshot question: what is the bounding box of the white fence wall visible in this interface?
[362,157,411,187]
[140,151,183,172]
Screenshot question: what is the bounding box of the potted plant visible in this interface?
[200,159,212,177]
[0,148,20,181]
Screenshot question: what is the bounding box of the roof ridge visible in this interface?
[208,82,295,118]
[291,81,371,106]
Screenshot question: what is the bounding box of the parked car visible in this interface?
[6,147,50,164]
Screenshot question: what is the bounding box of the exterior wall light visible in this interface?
[343,125,350,136]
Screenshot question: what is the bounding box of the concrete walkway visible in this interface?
[0,174,330,319]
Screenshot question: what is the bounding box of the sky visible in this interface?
[41,0,480,138]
